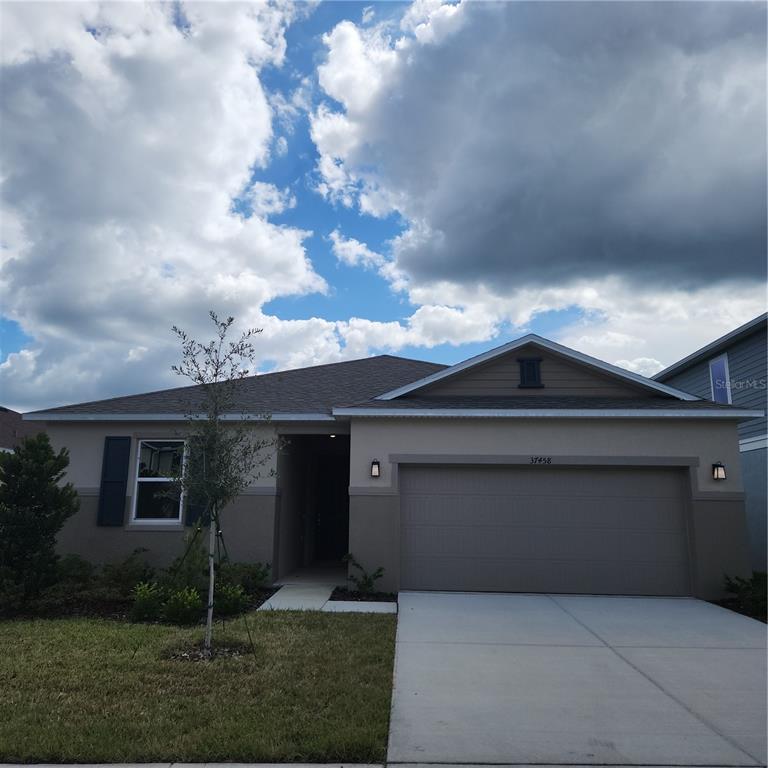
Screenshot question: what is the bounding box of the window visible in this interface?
[518,357,543,388]
[132,439,185,522]
[709,355,732,404]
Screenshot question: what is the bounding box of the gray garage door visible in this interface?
[400,465,691,596]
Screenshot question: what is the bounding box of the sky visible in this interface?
[0,0,765,412]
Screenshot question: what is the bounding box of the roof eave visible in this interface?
[22,411,337,423]
[332,407,764,419]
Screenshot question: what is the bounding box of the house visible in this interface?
[0,406,38,452]
[23,334,762,599]
[654,313,767,572]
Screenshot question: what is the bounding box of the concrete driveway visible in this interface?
[388,592,767,766]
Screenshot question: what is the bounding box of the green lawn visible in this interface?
[0,611,396,762]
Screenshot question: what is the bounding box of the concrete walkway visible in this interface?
[258,583,397,613]
[389,592,767,766]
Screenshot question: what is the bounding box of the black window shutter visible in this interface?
[97,437,132,526]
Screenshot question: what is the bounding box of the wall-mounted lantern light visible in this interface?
[712,462,726,481]
[370,459,381,478]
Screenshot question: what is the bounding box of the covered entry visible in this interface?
[276,434,350,579]
[400,464,691,596]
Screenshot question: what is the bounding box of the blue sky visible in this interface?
[0,1,764,410]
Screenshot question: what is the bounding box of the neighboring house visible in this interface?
[655,313,767,572]
[0,406,38,452]
[24,334,763,599]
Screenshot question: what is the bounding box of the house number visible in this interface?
[529,456,552,464]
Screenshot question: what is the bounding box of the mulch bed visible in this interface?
[712,598,767,623]
[164,640,255,662]
[5,586,280,622]
[329,587,397,603]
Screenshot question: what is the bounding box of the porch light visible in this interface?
[370,459,381,478]
[712,462,726,481]
[329,434,336,438]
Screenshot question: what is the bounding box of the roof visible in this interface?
[376,334,699,402]
[654,313,768,382]
[0,406,39,447]
[24,356,447,421]
[332,395,763,420]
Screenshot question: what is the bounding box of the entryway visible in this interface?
[275,434,350,580]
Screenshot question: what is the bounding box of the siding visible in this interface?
[662,326,767,440]
[423,346,651,398]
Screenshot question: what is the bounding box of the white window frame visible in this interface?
[709,354,732,405]
[131,438,186,525]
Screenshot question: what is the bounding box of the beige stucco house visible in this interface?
[24,334,762,599]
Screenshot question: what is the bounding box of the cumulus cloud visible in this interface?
[2,1,766,411]
[309,0,766,372]
[329,229,384,269]
[0,1,338,410]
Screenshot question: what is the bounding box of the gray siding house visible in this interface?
[655,314,767,571]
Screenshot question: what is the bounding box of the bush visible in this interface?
[163,537,208,593]
[130,581,165,623]
[0,434,79,605]
[343,553,384,594]
[214,583,249,616]
[724,572,767,622]
[164,586,203,625]
[101,549,155,598]
[57,554,96,587]
[218,561,270,595]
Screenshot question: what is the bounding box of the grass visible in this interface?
[0,610,397,762]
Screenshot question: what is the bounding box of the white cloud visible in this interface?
[0,1,337,410]
[306,0,765,379]
[329,229,384,269]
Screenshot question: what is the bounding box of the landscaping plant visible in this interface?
[130,581,165,622]
[723,572,767,622]
[343,553,385,594]
[0,434,79,610]
[170,311,277,655]
[163,586,204,625]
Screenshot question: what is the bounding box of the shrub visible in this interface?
[343,553,384,594]
[163,536,208,593]
[214,583,249,616]
[101,549,155,597]
[164,586,203,625]
[130,581,165,623]
[57,554,95,587]
[0,434,79,605]
[724,572,767,623]
[218,561,270,595]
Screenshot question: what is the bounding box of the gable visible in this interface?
[418,344,656,399]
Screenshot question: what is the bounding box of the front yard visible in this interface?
[0,610,396,763]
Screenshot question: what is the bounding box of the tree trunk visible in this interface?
[203,507,216,657]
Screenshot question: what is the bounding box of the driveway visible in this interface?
[388,592,767,766]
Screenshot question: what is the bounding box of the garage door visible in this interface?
[400,465,691,596]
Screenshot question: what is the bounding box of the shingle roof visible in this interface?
[335,395,745,412]
[26,356,447,417]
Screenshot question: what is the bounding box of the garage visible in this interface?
[400,464,691,595]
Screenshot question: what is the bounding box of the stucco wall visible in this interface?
[46,421,279,569]
[46,421,279,490]
[348,417,750,597]
[741,446,767,571]
[349,418,744,492]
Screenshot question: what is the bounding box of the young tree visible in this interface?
[171,312,275,656]
[0,433,79,607]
